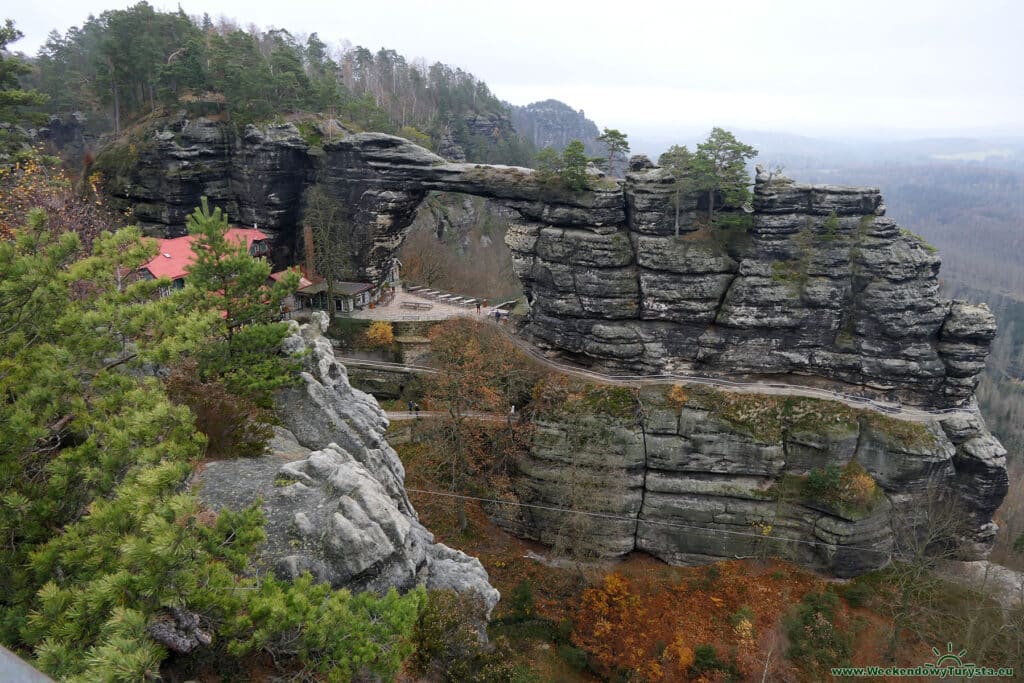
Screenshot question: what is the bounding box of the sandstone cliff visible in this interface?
[506,163,996,409]
[492,384,1007,577]
[104,123,1008,578]
[195,314,499,612]
[99,123,996,407]
[507,99,601,155]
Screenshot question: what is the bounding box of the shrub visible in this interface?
[410,590,518,682]
[839,579,874,609]
[507,579,535,621]
[691,644,725,675]
[559,644,589,672]
[365,320,395,347]
[801,462,882,516]
[804,465,843,503]
[784,588,852,677]
[666,383,689,409]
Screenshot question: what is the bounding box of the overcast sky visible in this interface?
[8,0,1023,138]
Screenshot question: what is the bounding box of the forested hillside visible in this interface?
[25,2,534,163]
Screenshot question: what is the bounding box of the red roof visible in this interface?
[142,228,269,280]
[270,268,313,289]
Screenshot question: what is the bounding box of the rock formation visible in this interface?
[491,385,1007,577]
[505,163,996,408]
[106,122,1007,577]
[97,123,995,407]
[195,313,499,613]
[96,116,314,243]
[507,99,601,155]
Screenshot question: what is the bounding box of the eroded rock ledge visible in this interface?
[195,314,499,612]
[491,385,1008,577]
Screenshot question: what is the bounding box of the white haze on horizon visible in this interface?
[7,0,1022,140]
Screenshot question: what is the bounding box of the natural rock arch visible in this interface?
[100,123,994,408]
[320,133,993,409]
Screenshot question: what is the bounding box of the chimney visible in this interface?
[303,224,317,279]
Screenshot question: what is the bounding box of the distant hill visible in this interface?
[506,99,601,156]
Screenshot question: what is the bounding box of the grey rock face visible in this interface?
[99,115,313,242]
[507,99,602,155]
[103,125,995,406]
[196,316,498,613]
[496,387,1007,578]
[506,165,995,409]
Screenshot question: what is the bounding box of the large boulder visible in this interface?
[195,313,499,614]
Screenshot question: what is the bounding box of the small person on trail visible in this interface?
[407,399,414,413]
[476,302,481,314]
[494,309,501,323]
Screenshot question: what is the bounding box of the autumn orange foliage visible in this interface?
[364,320,395,347]
[571,561,819,682]
[666,383,689,409]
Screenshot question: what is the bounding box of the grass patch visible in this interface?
[864,413,937,451]
[686,387,860,443]
[555,384,640,420]
[900,226,939,254]
[295,121,322,147]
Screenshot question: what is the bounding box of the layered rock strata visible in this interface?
[491,386,1007,577]
[98,116,311,240]
[102,124,994,406]
[196,313,499,613]
[507,164,996,408]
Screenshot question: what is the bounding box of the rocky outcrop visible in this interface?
[317,132,621,283]
[507,99,601,155]
[195,313,499,613]
[96,114,313,245]
[492,385,1007,577]
[506,163,996,408]
[101,125,995,407]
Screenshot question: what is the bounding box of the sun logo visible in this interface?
[925,642,975,670]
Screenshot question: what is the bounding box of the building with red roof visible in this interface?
[140,228,272,289]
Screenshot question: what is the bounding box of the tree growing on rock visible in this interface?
[0,209,426,681]
[185,197,298,403]
[534,140,590,191]
[560,139,590,191]
[658,144,695,237]
[596,127,630,176]
[690,127,758,221]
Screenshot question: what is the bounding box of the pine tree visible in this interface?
[184,197,298,402]
[0,20,48,161]
[561,140,589,191]
[1,206,425,681]
[690,127,758,221]
[596,127,630,176]
[659,144,695,237]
